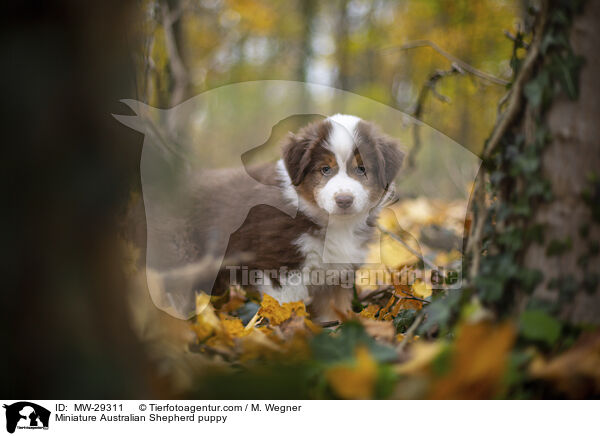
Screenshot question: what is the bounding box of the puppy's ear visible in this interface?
[282,120,331,186]
[282,133,313,186]
[375,136,405,189]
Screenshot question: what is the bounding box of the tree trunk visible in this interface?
[524,0,600,324]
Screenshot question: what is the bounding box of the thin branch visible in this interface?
[160,0,190,108]
[381,39,509,86]
[397,312,425,353]
[406,64,463,172]
[504,30,530,49]
[319,320,341,328]
[482,3,547,159]
[396,289,430,304]
[359,285,429,304]
[359,285,394,301]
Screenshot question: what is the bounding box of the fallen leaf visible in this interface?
[529,330,600,398]
[359,318,396,343]
[429,321,516,399]
[359,303,380,319]
[258,294,308,326]
[326,345,379,399]
[412,280,432,299]
[395,341,443,375]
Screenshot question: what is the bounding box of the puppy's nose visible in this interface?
[335,194,354,209]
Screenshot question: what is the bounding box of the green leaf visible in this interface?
[519,310,561,345]
[524,71,549,108]
[310,321,397,364]
[393,309,417,333]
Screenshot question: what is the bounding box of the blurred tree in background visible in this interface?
[137,0,520,153]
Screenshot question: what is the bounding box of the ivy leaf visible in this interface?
[310,321,397,364]
[519,310,562,345]
[524,71,550,108]
[553,53,584,100]
[418,291,462,334]
[393,309,417,332]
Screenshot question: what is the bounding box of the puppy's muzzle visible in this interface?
[335,193,354,209]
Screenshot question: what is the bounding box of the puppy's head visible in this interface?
[282,114,404,216]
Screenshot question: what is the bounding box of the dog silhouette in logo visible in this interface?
[3,402,50,433]
[114,81,480,319]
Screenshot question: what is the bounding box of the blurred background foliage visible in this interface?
[136,0,521,154]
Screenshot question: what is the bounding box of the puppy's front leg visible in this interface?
[308,285,353,323]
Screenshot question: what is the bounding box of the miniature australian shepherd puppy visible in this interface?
[142,114,404,322]
[209,114,404,322]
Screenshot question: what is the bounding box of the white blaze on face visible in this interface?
[316,114,369,214]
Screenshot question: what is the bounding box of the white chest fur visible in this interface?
[295,215,371,267]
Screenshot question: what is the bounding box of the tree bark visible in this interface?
[523,0,600,324]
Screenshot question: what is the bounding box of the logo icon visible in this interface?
[3,402,50,433]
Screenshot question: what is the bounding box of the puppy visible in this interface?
[143,114,404,321]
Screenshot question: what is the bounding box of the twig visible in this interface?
[396,289,430,304]
[319,320,341,328]
[381,39,509,86]
[359,285,394,301]
[482,2,547,159]
[405,64,463,172]
[245,311,261,330]
[359,285,430,305]
[397,312,425,353]
[504,30,530,49]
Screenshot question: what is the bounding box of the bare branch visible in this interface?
[504,30,530,49]
[160,0,190,107]
[381,39,509,86]
[482,3,547,159]
[405,64,463,172]
[397,312,424,353]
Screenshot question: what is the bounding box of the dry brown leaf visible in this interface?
[395,341,443,375]
[529,330,600,398]
[359,317,396,343]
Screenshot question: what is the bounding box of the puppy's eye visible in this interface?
[356,165,366,176]
[321,166,332,176]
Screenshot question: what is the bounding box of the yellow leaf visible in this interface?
[220,315,250,339]
[239,329,282,362]
[395,341,443,375]
[258,294,307,326]
[380,234,420,267]
[429,321,516,399]
[396,333,420,343]
[359,304,380,319]
[326,346,378,399]
[191,293,221,342]
[412,280,432,299]
[378,296,395,319]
